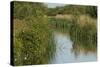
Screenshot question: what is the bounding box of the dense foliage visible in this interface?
[13,1,55,65]
[47,5,97,18]
[12,1,97,65]
[13,1,47,19]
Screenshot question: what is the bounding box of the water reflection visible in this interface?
[51,31,97,64]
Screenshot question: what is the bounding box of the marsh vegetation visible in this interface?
[12,1,97,66]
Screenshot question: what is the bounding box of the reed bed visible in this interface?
[49,15,97,53]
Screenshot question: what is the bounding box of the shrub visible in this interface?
[13,1,55,65]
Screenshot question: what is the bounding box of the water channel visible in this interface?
[50,31,97,64]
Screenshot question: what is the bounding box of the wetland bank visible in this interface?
[12,1,97,66]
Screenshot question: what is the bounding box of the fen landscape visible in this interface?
[12,1,97,66]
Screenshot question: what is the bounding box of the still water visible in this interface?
[50,31,97,64]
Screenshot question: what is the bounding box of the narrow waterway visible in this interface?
[50,31,97,64]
